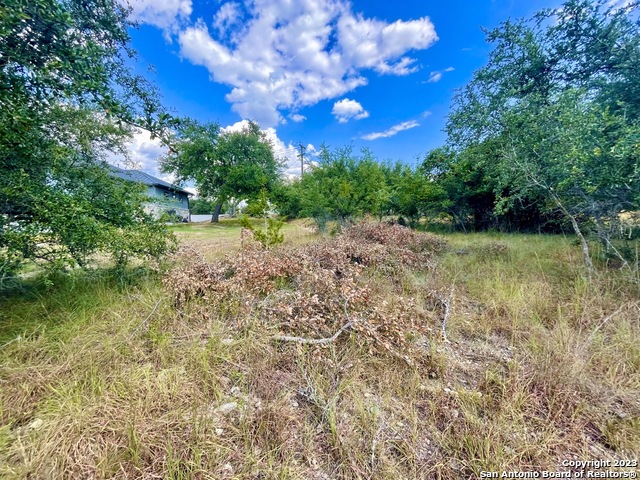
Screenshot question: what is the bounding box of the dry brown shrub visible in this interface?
[164,222,448,365]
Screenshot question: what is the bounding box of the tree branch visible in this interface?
[432,286,455,343]
[273,320,354,345]
[272,298,355,345]
[130,299,161,337]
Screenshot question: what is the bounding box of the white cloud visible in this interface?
[220,119,250,134]
[426,71,442,83]
[289,113,306,122]
[337,13,436,74]
[607,0,634,9]
[362,120,419,141]
[331,98,369,123]
[123,0,192,31]
[106,129,170,183]
[221,119,313,178]
[375,57,419,76]
[213,2,242,34]
[421,110,432,118]
[178,0,438,126]
[107,129,168,177]
[424,66,454,83]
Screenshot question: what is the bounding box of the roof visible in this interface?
[108,165,192,195]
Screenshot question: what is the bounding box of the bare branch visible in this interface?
[585,303,634,346]
[130,299,162,337]
[273,297,354,345]
[273,320,354,345]
[431,286,454,343]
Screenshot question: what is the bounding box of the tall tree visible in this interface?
[383,162,446,227]
[1,0,176,280]
[293,146,388,228]
[161,120,281,222]
[445,0,640,270]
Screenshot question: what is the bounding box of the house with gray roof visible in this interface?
[109,165,191,222]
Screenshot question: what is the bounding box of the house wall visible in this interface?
[145,186,190,221]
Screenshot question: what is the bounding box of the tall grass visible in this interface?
[0,227,638,478]
[434,233,639,473]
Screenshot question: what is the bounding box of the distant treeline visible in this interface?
[272,0,639,271]
[270,146,564,234]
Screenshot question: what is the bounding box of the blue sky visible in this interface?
[117,0,563,181]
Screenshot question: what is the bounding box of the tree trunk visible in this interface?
[549,192,594,274]
[594,212,631,271]
[568,210,594,273]
[451,212,467,233]
[211,203,222,223]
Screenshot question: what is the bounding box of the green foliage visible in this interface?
[160,120,282,221]
[157,210,183,224]
[421,144,562,232]
[239,190,283,249]
[243,195,269,218]
[189,198,218,215]
[447,0,640,147]
[269,182,301,220]
[274,147,453,230]
[160,120,220,195]
[240,216,284,250]
[383,162,447,227]
[0,0,176,280]
[275,146,389,228]
[441,0,640,267]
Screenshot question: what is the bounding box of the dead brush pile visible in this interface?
[165,222,448,365]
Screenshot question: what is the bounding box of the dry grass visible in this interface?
[433,234,640,476]
[0,225,638,479]
[171,218,317,261]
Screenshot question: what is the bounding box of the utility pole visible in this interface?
[297,143,306,176]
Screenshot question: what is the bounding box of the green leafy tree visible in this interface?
[1,0,176,281]
[270,180,304,220]
[446,0,640,270]
[295,146,388,228]
[502,90,640,269]
[189,198,218,215]
[161,120,281,222]
[420,144,558,232]
[383,162,447,228]
[448,0,640,146]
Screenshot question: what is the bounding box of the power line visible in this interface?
[271,148,295,156]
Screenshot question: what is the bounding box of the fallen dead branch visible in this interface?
[273,298,354,345]
[130,298,162,337]
[273,320,354,345]
[580,302,637,352]
[431,286,454,343]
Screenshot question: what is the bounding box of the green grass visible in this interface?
[171,217,317,261]
[1,224,638,478]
